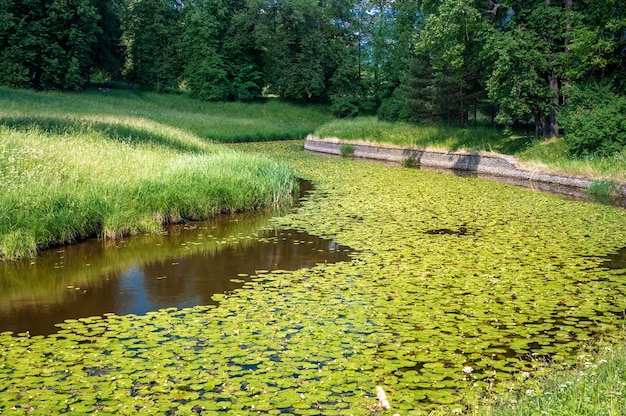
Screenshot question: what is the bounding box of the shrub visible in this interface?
[402,155,417,168]
[561,83,626,157]
[330,95,361,118]
[377,97,404,122]
[340,144,355,157]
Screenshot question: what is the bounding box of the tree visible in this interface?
[483,23,553,134]
[91,0,125,81]
[565,0,626,92]
[0,0,104,90]
[481,1,574,136]
[123,0,183,92]
[250,0,338,103]
[181,0,264,101]
[413,0,486,127]
[181,0,230,100]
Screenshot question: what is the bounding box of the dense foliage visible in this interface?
[1,0,625,154]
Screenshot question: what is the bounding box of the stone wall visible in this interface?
[305,135,626,207]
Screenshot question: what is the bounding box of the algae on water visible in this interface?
[2,140,626,415]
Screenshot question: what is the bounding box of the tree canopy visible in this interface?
[1,0,625,151]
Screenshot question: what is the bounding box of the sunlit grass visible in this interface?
[516,138,626,183]
[473,335,626,416]
[0,87,333,142]
[314,117,514,152]
[0,89,303,260]
[315,117,626,183]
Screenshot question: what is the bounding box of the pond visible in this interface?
[2,141,626,415]
[0,208,353,336]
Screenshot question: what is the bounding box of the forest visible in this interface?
[1,0,625,154]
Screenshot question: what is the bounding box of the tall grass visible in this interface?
[516,138,626,183]
[0,87,333,142]
[315,117,626,183]
[0,89,304,260]
[314,117,509,151]
[473,337,626,416]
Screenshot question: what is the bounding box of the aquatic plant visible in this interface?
[340,144,355,157]
[588,179,620,205]
[1,140,626,414]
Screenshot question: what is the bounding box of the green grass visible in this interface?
[340,143,355,157]
[315,117,626,183]
[314,117,514,152]
[0,87,333,142]
[0,88,312,260]
[472,336,626,416]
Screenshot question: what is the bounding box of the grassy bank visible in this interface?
[0,89,307,260]
[315,117,626,183]
[472,336,626,416]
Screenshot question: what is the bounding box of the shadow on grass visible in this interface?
[495,136,536,155]
[0,115,207,154]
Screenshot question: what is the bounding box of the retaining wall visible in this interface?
[305,135,626,207]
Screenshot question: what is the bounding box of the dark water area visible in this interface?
[600,246,626,270]
[0,211,353,336]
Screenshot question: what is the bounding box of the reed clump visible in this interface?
[0,115,297,260]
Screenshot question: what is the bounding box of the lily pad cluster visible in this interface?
[2,140,626,414]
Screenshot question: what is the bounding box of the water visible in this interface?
[600,245,626,270]
[0,211,353,336]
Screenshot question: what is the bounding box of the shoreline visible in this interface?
[305,135,626,207]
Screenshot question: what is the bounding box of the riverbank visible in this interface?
[0,120,297,261]
[0,88,336,260]
[1,140,626,414]
[305,135,626,207]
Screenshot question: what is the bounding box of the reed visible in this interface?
[0,89,305,260]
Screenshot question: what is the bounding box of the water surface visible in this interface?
[0,211,352,336]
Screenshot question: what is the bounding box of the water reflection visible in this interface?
[600,246,626,270]
[0,212,353,336]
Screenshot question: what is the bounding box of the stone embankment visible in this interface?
[305,135,626,207]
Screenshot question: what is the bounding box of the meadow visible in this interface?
[0,87,332,142]
[0,88,330,259]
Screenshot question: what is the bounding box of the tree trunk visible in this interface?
[473,95,477,127]
[541,0,560,137]
[459,85,468,128]
[534,110,545,137]
[563,0,572,106]
[547,67,559,136]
